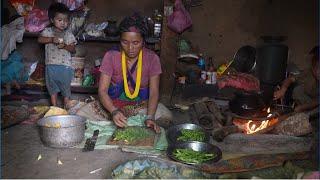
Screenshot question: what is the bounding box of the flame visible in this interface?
[233,117,279,134]
[245,120,270,134]
[267,107,271,113]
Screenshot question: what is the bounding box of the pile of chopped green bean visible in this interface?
[113,126,152,143]
[177,129,206,142]
[173,148,216,164]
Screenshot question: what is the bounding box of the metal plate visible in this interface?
[167,141,222,165]
[166,123,210,144]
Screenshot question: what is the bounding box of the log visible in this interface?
[199,113,223,130]
[215,133,313,154]
[212,125,241,142]
[206,101,225,124]
[200,152,310,173]
[193,102,210,115]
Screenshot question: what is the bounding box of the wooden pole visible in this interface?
[160,0,178,96]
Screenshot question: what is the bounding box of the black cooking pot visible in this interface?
[229,91,266,117]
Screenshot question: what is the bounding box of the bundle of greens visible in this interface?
[177,129,205,142]
[113,126,153,143]
[173,148,216,164]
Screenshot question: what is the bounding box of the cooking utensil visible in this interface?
[167,141,222,165]
[229,91,266,118]
[231,45,256,73]
[37,115,86,148]
[166,123,210,144]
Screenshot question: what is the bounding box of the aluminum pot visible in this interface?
[37,115,86,148]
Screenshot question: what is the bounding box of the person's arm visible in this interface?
[273,76,296,100]
[38,36,57,44]
[145,75,160,133]
[98,73,127,127]
[294,99,319,112]
[59,43,76,53]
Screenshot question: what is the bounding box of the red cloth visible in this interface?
[218,73,260,92]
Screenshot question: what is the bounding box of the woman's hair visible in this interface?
[118,12,148,38]
[48,2,70,20]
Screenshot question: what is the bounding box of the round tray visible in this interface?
[166,123,210,144]
[167,141,222,165]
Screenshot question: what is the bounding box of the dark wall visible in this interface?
[183,0,318,70]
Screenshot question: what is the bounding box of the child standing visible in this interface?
[38,3,76,108]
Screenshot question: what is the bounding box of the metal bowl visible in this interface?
[167,141,222,165]
[37,115,86,148]
[166,123,210,144]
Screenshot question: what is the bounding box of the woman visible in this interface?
[98,13,171,133]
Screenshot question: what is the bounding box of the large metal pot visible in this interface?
[229,91,266,117]
[37,115,86,148]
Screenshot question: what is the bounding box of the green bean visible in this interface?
[177,129,205,142]
[173,148,216,164]
[113,126,152,143]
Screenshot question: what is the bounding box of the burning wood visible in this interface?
[233,117,279,134]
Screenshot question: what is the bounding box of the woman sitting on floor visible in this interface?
[96,13,172,132]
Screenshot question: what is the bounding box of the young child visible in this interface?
[38,2,76,108]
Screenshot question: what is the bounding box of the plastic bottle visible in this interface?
[153,10,162,38]
[197,54,206,71]
[207,57,217,84]
[82,74,94,87]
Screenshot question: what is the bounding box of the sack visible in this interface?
[9,0,35,16]
[24,8,49,32]
[57,0,85,11]
[167,0,192,33]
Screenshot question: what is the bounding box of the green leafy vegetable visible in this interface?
[173,148,216,164]
[113,126,153,143]
[177,129,205,142]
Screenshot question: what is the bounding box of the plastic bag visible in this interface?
[167,0,192,33]
[67,7,90,36]
[24,8,50,32]
[10,0,35,16]
[56,0,85,11]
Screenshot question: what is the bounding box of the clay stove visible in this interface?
[232,107,280,134]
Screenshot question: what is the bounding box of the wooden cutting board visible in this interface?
[106,126,156,148]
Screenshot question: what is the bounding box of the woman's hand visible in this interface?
[273,88,286,100]
[112,111,127,127]
[145,119,160,133]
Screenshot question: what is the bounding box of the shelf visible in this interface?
[24,32,40,38]
[19,83,98,94]
[77,35,160,44]
[24,32,160,44]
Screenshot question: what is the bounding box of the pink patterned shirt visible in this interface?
[99,47,162,88]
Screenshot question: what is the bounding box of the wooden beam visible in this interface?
[160,0,178,96]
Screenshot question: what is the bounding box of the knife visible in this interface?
[83,130,99,152]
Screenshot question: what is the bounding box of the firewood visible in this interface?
[193,102,210,115]
[206,101,225,124]
[198,113,222,130]
[212,125,240,142]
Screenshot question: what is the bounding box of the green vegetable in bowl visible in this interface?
[173,148,216,164]
[113,126,153,143]
[177,129,205,142]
